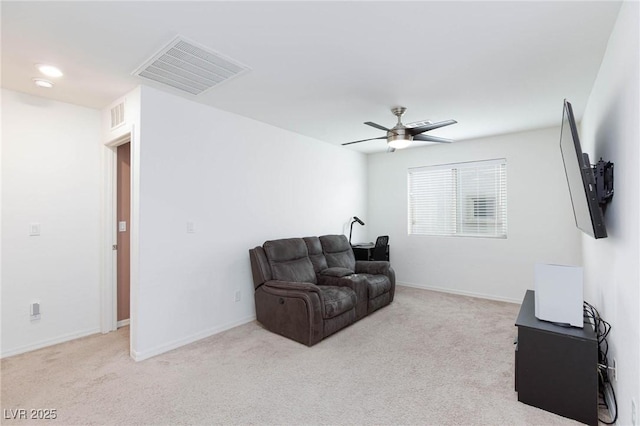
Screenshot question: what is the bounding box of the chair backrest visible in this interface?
[372,235,389,261]
[375,235,389,247]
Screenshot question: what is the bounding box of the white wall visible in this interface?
[367,127,582,303]
[581,2,639,424]
[1,89,102,357]
[132,86,367,360]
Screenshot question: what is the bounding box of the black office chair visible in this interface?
[371,235,389,261]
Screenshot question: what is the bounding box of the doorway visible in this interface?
[101,130,136,358]
[116,142,131,327]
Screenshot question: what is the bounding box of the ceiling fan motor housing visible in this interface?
[388,107,412,148]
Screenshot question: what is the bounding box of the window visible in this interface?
[408,159,507,238]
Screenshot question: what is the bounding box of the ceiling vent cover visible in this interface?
[133,36,250,96]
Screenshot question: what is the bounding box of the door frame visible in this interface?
[101,132,132,334]
[115,141,131,327]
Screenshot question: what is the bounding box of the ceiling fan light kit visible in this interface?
[388,133,412,149]
[343,106,457,152]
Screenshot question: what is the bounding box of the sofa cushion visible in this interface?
[264,238,316,284]
[319,286,356,319]
[362,274,391,299]
[320,267,354,278]
[320,234,356,271]
[303,236,328,273]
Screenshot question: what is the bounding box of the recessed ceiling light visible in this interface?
[33,78,54,88]
[36,64,63,78]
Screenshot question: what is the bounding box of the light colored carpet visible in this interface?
[1,286,585,425]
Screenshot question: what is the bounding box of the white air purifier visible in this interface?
[534,263,584,328]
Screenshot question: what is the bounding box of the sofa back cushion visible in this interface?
[320,234,356,271]
[263,238,317,284]
[303,236,328,273]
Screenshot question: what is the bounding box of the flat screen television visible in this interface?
[559,100,608,239]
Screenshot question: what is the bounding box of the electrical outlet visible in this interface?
[632,398,637,426]
[234,290,241,302]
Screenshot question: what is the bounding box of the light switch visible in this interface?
[118,221,127,232]
[30,301,41,320]
[187,222,195,233]
[29,223,41,236]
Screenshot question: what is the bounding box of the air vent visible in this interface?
[133,36,250,96]
[110,102,125,129]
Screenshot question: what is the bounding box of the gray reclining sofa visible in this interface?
[249,234,395,346]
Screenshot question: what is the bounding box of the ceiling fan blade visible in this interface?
[364,121,391,132]
[413,134,454,144]
[342,136,388,146]
[409,119,457,136]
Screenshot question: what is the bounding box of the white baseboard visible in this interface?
[131,314,257,362]
[1,327,101,359]
[117,319,130,328]
[398,281,521,304]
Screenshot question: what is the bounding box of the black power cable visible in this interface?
[584,301,617,424]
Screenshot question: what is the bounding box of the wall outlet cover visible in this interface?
[29,223,41,236]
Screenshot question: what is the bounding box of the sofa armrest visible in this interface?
[256,281,324,346]
[355,262,396,303]
[264,280,322,295]
[355,260,390,275]
[317,274,368,320]
[262,280,325,316]
[249,246,271,288]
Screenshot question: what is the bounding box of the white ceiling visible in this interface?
[1,1,622,153]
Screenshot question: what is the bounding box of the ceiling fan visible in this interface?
[342,107,457,152]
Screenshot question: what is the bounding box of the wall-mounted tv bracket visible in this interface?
[594,158,614,213]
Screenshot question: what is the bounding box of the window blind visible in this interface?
[408,159,507,238]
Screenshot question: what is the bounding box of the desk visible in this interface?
[351,243,389,261]
[515,290,598,426]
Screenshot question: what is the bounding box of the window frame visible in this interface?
[407,158,507,238]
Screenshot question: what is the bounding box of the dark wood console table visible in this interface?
[515,290,598,425]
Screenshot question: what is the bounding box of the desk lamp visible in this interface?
[349,216,365,245]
